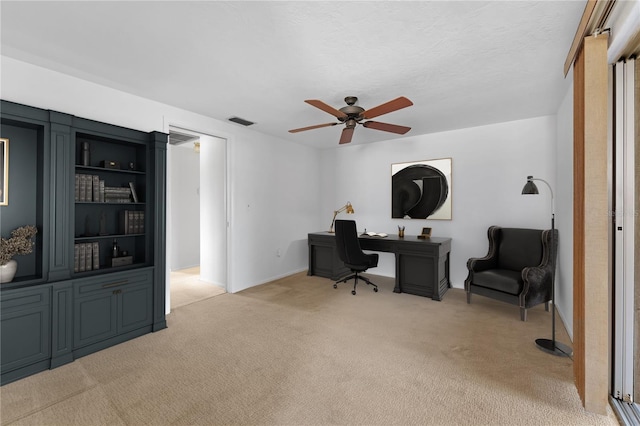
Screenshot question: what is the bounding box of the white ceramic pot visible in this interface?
[0,259,18,283]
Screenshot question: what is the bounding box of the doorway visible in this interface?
[167,128,228,311]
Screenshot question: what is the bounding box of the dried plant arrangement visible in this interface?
[0,225,37,265]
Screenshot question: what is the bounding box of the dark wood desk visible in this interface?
[308,232,451,301]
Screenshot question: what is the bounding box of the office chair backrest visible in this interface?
[335,220,368,266]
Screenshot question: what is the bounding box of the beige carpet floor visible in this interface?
[1,272,619,425]
[170,267,226,310]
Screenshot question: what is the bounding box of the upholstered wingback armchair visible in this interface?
[464,226,557,321]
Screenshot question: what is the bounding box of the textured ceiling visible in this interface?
[0,1,585,149]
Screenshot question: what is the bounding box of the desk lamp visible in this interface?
[329,202,354,233]
[522,175,572,357]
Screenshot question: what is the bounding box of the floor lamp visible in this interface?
[522,176,572,357]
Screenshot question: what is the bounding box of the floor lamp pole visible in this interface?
[522,176,572,357]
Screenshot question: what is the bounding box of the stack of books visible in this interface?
[74,242,100,272]
[120,210,145,234]
[104,186,133,203]
[75,174,104,202]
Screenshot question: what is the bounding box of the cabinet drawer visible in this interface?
[74,268,153,297]
[1,286,50,313]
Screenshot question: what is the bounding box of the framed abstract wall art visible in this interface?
[391,158,451,220]
[0,138,7,206]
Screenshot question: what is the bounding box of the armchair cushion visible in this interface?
[472,269,522,295]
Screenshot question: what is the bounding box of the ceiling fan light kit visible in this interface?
[289,96,413,144]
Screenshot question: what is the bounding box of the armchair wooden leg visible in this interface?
[520,308,527,322]
[545,301,550,312]
[466,291,471,304]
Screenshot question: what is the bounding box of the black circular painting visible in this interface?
[392,164,449,219]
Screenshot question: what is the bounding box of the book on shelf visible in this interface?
[99,180,105,203]
[84,174,92,202]
[92,242,100,270]
[129,182,139,202]
[92,175,100,202]
[74,244,80,272]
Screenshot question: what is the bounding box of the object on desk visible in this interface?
[101,160,121,169]
[363,231,388,238]
[417,227,432,239]
[329,201,354,233]
[398,226,405,238]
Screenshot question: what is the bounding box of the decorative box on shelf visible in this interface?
[101,160,121,169]
[110,256,133,267]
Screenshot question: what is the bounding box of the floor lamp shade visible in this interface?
[521,176,572,357]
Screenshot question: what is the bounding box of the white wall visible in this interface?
[1,56,322,303]
[168,143,201,271]
[555,76,574,338]
[199,134,227,287]
[229,131,321,292]
[321,116,557,288]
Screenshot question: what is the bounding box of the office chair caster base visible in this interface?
[373,287,378,292]
[333,284,337,289]
[351,290,356,295]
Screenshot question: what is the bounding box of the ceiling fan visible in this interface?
[289,96,413,145]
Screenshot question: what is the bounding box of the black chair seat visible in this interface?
[472,269,522,295]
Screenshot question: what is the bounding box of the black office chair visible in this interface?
[334,220,379,295]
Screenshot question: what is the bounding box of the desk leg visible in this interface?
[393,253,402,293]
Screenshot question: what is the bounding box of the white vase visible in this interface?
[0,259,18,283]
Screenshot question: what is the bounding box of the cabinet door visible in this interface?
[118,281,152,334]
[73,268,153,349]
[73,290,117,349]
[1,287,51,373]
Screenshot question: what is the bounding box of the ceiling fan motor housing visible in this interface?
[339,97,365,123]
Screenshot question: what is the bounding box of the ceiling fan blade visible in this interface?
[361,96,413,119]
[305,100,348,119]
[339,127,355,144]
[363,121,411,134]
[289,122,338,133]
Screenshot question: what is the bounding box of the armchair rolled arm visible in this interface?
[467,256,497,272]
[521,265,553,307]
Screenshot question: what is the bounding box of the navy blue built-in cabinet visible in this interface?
[0,100,167,384]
